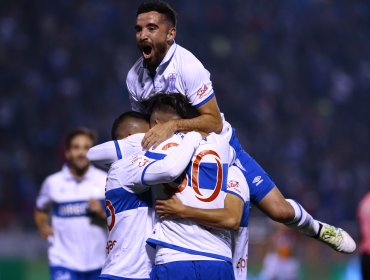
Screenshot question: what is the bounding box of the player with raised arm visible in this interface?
[89,112,204,280]
[126,0,356,254]
[34,128,107,280]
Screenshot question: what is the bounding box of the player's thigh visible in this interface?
[195,261,234,280]
[150,261,196,280]
[50,266,77,280]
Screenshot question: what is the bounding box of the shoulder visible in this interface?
[42,169,64,186]
[175,44,206,71]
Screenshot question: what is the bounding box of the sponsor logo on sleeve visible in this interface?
[196,84,209,99]
[227,180,241,194]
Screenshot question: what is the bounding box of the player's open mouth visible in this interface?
[142,46,153,60]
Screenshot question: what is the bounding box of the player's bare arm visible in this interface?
[142,96,222,149]
[34,209,53,239]
[156,193,243,230]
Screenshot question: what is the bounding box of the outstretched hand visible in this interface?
[142,121,176,150]
[156,195,185,219]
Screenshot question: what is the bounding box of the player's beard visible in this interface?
[143,42,168,73]
[69,156,90,178]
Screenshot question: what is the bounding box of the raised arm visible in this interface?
[155,193,244,230]
[142,131,202,185]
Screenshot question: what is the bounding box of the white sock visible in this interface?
[285,199,320,237]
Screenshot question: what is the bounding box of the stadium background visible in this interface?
[0,0,369,279]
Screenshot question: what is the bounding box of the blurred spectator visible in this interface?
[259,224,300,280]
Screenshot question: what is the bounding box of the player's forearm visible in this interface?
[179,206,240,230]
[34,209,50,229]
[172,113,222,134]
[143,132,202,184]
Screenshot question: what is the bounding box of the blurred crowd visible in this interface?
[0,0,369,233]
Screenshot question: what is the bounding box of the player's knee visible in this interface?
[268,201,295,223]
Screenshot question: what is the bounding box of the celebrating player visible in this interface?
[126,0,356,254]
[34,128,107,280]
[147,93,250,280]
[89,111,205,280]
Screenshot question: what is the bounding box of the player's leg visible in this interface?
[230,129,356,253]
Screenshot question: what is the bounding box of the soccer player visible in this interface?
[34,128,107,280]
[89,111,204,280]
[126,0,356,253]
[147,93,250,280]
[90,101,250,280]
[136,93,235,280]
[156,164,250,280]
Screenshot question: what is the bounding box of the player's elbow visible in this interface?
[224,217,240,231]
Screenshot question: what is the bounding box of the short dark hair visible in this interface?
[65,127,97,149]
[145,93,198,119]
[111,111,150,140]
[137,1,177,27]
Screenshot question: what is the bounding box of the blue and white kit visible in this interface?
[126,41,275,205]
[36,165,107,273]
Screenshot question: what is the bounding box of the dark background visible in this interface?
[0,0,369,239]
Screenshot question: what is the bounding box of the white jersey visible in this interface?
[101,158,154,280]
[99,132,202,280]
[36,165,107,271]
[147,132,234,263]
[126,42,233,142]
[226,166,250,280]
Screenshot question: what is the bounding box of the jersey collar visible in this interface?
[62,164,94,182]
[144,42,177,74]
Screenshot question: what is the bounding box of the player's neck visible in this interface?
[69,165,89,181]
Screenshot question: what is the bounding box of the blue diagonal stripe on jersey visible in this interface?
[114,140,123,159]
[105,188,152,217]
[144,151,166,160]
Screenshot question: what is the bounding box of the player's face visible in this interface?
[65,134,93,173]
[135,11,176,71]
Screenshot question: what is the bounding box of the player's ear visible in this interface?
[167,27,176,42]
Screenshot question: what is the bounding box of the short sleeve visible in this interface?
[226,165,249,203]
[109,155,154,194]
[182,61,215,108]
[36,178,52,211]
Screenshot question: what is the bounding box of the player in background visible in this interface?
[34,128,107,280]
[126,0,356,254]
[89,111,204,280]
